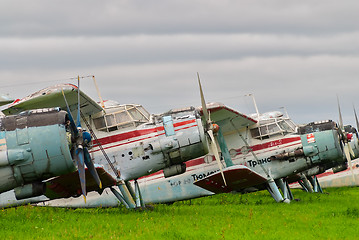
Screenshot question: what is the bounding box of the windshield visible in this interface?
[250,118,296,139]
[93,104,150,132]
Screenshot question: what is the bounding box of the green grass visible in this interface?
[1,187,358,240]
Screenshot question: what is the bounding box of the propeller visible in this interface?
[62,77,102,202]
[337,97,356,184]
[197,73,227,186]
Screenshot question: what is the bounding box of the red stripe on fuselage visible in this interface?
[235,136,302,156]
[91,119,197,152]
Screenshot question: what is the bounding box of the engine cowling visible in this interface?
[0,108,76,194]
[298,120,344,167]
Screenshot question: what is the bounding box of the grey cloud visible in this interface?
[1,1,358,37]
[1,33,358,70]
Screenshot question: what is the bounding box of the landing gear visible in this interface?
[266,178,293,203]
[298,174,323,193]
[298,173,313,193]
[110,179,145,209]
[307,175,323,193]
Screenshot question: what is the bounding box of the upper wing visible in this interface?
[198,102,257,134]
[2,84,103,117]
[193,165,267,194]
[44,166,117,200]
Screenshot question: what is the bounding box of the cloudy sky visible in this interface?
[1,0,358,125]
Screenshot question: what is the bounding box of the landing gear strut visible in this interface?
[266,178,293,203]
[110,179,145,209]
[298,174,323,193]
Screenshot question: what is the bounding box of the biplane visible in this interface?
[0,79,209,208]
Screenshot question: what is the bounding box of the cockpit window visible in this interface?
[250,118,296,140]
[93,104,150,132]
[278,120,293,132]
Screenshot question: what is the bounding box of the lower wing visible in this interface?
[193,165,267,194]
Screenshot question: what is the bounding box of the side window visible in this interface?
[128,108,146,122]
[93,116,106,130]
[105,114,116,127]
[268,123,280,134]
[92,104,151,132]
[250,128,260,138]
[115,112,131,123]
[260,126,268,135]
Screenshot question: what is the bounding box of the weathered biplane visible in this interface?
[138,104,357,204]
[30,75,358,208]
[0,79,209,208]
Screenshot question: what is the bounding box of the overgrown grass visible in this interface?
[1,187,358,239]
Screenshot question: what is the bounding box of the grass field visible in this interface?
[1,187,358,240]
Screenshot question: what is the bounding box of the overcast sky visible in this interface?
[1,0,358,126]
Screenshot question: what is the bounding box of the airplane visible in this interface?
[29,75,356,208]
[135,106,356,204]
[0,79,211,208]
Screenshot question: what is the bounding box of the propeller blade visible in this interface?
[76,76,81,128]
[343,144,356,184]
[75,147,87,202]
[197,73,209,125]
[337,96,344,130]
[348,142,355,158]
[354,106,359,134]
[208,129,227,186]
[84,148,102,189]
[61,88,78,136]
[197,73,227,185]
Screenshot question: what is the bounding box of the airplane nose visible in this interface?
[83,131,92,145]
[298,120,344,165]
